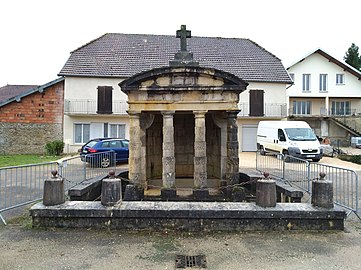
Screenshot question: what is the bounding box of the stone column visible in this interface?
[226,110,240,185]
[325,96,329,116]
[194,110,207,189]
[162,111,176,188]
[128,111,142,186]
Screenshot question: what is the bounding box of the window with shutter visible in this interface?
[249,90,264,116]
[97,86,113,114]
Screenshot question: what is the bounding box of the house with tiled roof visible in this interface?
[287,49,361,145]
[59,32,292,153]
[0,78,64,154]
[0,84,39,104]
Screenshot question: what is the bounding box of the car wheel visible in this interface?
[312,159,320,162]
[101,156,111,168]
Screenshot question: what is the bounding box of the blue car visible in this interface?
[80,138,129,167]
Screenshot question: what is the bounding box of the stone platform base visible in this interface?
[30,201,346,231]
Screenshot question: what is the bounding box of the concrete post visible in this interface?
[312,172,333,209]
[43,170,65,206]
[101,171,122,206]
[256,174,276,207]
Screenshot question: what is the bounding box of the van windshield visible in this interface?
[284,128,317,141]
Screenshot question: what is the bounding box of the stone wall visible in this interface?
[306,119,352,146]
[146,114,163,179]
[0,122,63,154]
[174,114,195,178]
[206,114,221,178]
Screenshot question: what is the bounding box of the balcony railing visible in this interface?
[238,103,287,117]
[289,107,361,117]
[64,99,128,115]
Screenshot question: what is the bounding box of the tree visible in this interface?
[344,43,361,71]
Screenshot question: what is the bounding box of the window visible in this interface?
[319,74,328,91]
[302,74,311,91]
[104,123,108,137]
[74,123,90,143]
[102,140,121,148]
[331,101,351,115]
[110,124,126,138]
[292,101,311,115]
[278,129,286,141]
[97,86,113,114]
[336,74,344,85]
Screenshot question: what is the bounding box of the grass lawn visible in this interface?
[0,155,60,167]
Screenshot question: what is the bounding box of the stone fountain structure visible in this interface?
[30,26,346,231]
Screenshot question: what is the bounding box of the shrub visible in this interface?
[339,154,361,165]
[45,140,65,156]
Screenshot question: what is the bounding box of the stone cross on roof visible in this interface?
[170,25,199,67]
[176,25,191,52]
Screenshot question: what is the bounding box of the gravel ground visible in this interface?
[1,215,361,270]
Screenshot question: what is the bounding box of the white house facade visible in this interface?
[287,49,361,145]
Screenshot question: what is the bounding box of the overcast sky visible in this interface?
[1,0,360,87]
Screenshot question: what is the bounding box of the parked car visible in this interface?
[80,138,129,167]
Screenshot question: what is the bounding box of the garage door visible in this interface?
[242,125,258,152]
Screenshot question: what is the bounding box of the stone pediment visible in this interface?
[119,66,248,93]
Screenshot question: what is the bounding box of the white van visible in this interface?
[257,121,323,162]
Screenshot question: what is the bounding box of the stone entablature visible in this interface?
[121,66,246,112]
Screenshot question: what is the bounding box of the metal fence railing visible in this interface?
[256,151,360,219]
[0,161,58,225]
[0,151,117,225]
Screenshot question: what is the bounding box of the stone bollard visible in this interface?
[193,188,209,201]
[312,172,333,209]
[256,172,276,207]
[124,184,144,201]
[101,170,122,206]
[161,188,177,201]
[43,170,65,206]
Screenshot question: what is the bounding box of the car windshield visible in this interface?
[284,128,317,141]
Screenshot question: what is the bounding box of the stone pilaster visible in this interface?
[194,110,207,189]
[162,111,176,188]
[128,111,142,186]
[140,113,155,187]
[226,110,240,185]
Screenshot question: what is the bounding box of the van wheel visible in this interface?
[283,150,290,162]
[260,146,266,156]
